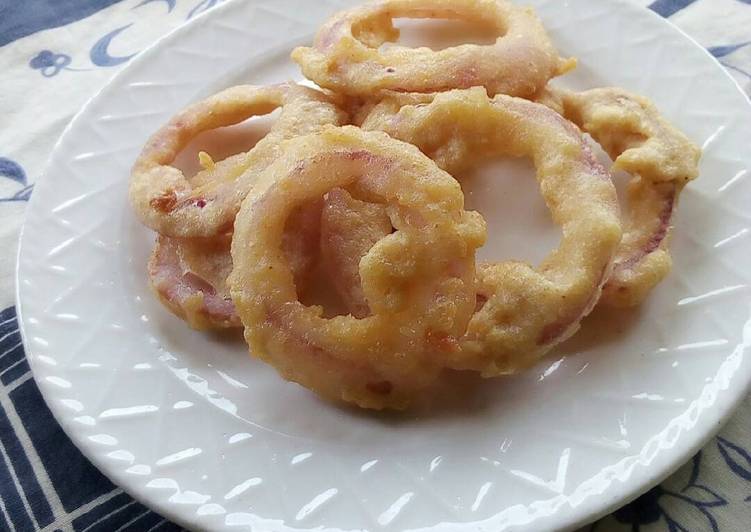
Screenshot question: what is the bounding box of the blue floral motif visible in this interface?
[593,452,726,531]
[28,1,225,77]
[0,157,33,203]
[717,437,751,502]
[29,50,72,77]
[0,158,26,185]
[613,485,665,528]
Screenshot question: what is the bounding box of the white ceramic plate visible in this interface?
[16,0,751,530]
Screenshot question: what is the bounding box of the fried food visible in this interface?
[148,200,324,330]
[292,0,574,98]
[541,87,701,306]
[130,83,345,237]
[359,88,622,375]
[320,188,393,319]
[149,234,239,330]
[129,0,702,411]
[229,126,486,409]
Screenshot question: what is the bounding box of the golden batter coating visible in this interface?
[320,188,393,319]
[542,87,701,307]
[149,234,238,330]
[360,88,622,375]
[229,126,486,409]
[292,0,574,98]
[148,201,324,330]
[130,83,346,237]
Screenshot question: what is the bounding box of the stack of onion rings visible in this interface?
[356,88,622,374]
[129,0,701,409]
[292,0,574,98]
[229,126,486,409]
[132,83,344,329]
[130,83,345,238]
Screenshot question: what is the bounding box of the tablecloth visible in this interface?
[1,1,749,530]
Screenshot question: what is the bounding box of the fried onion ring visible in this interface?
[149,234,238,330]
[540,87,701,307]
[130,83,345,237]
[292,0,574,98]
[359,88,622,375]
[148,200,324,330]
[229,126,486,409]
[320,188,393,319]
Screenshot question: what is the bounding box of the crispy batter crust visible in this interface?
[130,83,346,237]
[292,0,574,98]
[229,126,486,409]
[543,87,701,307]
[359,88,622,375]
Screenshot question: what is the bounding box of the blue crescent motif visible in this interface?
[90,24,138,67]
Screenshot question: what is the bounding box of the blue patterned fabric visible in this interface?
[0,1,749,531]
[0,307,183,531]
[648,0,699,18]
[0,0,123,47]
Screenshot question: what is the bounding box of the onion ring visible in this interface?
[148,200,324,330]
[539,87,701,307]
[149,234,238,330]
[229,126,486,409]
[359,88,622,375]
[320,188,393,318]
[292,0,574,98]
[130,83,345,237]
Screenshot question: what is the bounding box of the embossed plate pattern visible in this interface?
[16,0,751,530]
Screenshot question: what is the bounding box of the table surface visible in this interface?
[1,0,749,531]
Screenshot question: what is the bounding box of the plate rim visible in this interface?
[15,0,751,530]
